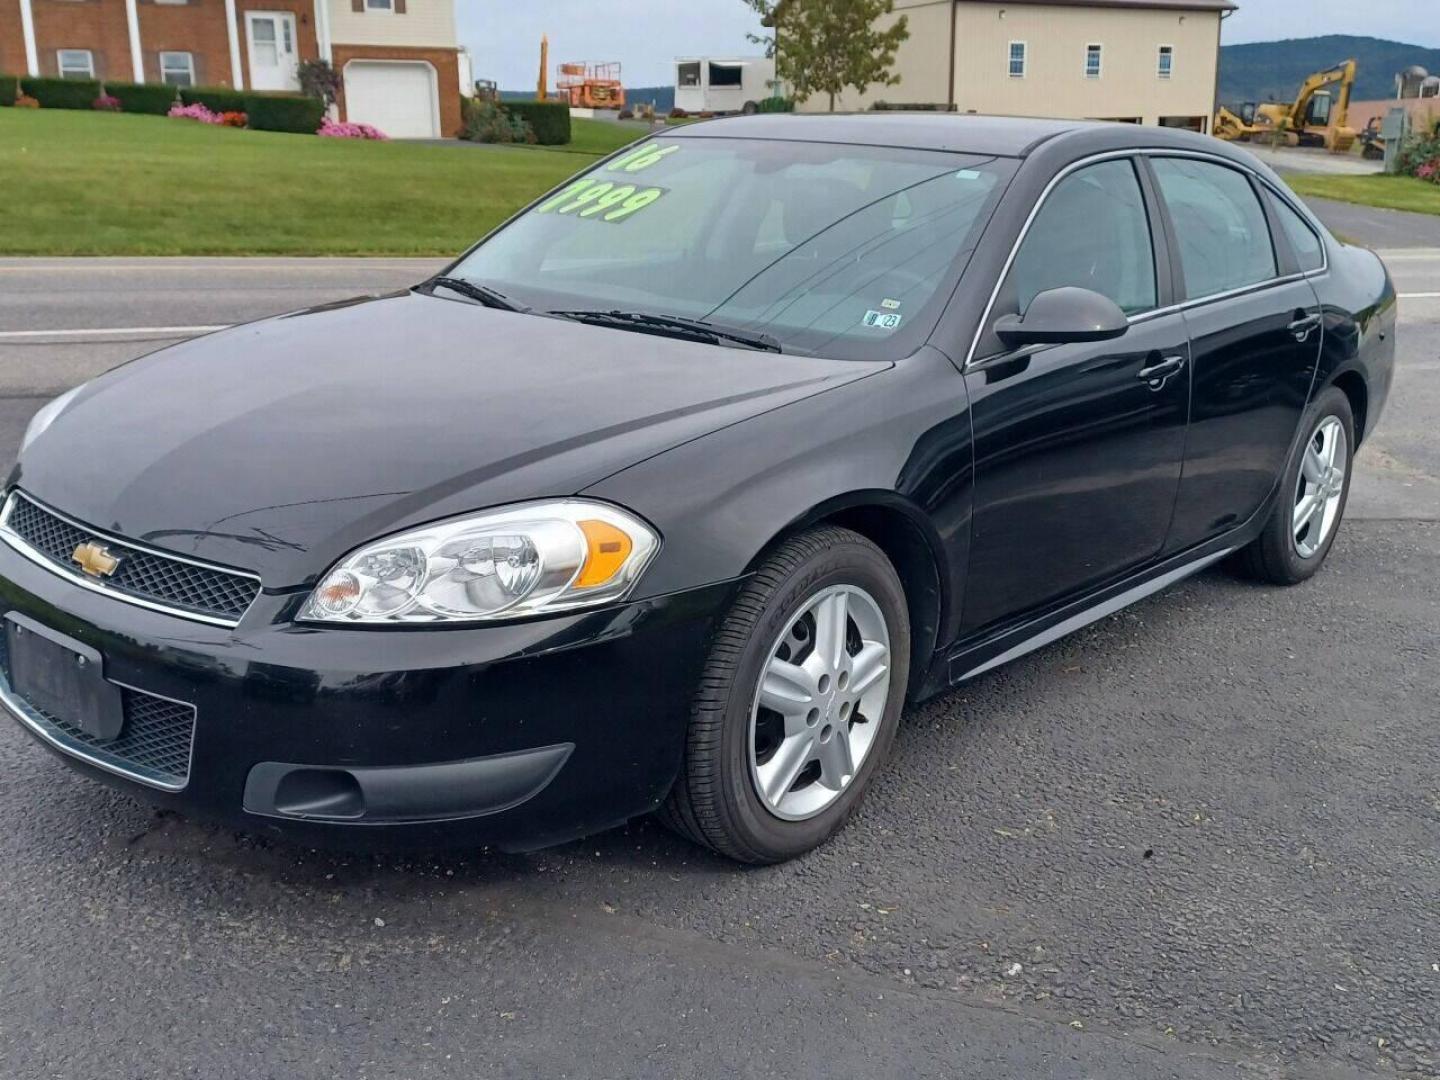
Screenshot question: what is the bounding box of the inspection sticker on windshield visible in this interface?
[533,177,669,223]
[863,310,903,330]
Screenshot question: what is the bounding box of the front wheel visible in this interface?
[659,527,910,863]
[1236,385,1355,585]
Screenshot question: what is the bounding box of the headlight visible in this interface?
[300,500,660,624]
[21,385,84,453]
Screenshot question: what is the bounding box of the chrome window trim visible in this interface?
[0,670,195,792]
[0,490,260,629]
[962,146,1330,372]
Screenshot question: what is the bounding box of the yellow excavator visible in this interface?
[1216,60,1359,153]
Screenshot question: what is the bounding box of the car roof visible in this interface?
[668,112,1230,161]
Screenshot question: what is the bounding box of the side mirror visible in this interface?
[993,287,1130,348]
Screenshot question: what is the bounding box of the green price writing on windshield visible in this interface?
[533,177,666,223]
[607,143,681,173]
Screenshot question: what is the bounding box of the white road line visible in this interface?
[1400,292,1440,299]
[0,263,440,273]
[0,325,228,340]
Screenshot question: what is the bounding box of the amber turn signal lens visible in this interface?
[575,519,634,588]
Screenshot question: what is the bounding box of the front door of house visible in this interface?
[246,12,299,91]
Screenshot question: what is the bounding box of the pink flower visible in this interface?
[316,119,389,140]
[168,102,223,124]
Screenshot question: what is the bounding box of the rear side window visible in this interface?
[1266,190,1325,273]
[1151,157,1276,299]
[1008,158,1157,316]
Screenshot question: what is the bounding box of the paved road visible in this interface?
[0,227,1438,1078]
[1308,200,1440,251]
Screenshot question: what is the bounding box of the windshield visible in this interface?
[446,137,1015,360]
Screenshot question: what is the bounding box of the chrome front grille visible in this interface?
[0,491,260,626]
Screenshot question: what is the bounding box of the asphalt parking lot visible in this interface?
[0,215,1437,1078]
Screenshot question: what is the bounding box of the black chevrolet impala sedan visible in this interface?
[2,116,1395,862]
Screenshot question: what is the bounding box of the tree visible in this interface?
[745,0,910,112]
[297,59,343,108]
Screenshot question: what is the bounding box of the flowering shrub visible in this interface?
[317,119,388,140]
[168,101,222,124]
[14,93,39,109]
[1396,130,1440,184]
[219,111,248,128]
[92,93,122,112]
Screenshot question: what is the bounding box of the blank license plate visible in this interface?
[5,614,123,741]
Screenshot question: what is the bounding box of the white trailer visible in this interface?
[674,56,776,115]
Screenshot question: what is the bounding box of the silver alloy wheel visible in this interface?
[1293,415,1348,559]
[747,584,892,822]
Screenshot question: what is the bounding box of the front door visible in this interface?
[246,12,299,92]
[961,157,1190,637]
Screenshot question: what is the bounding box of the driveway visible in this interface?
[1246,144,1383,177]
[0,217,1437,1078]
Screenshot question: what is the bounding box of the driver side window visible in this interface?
[1007,158,1158,317]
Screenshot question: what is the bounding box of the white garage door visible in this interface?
[344,61,439,139]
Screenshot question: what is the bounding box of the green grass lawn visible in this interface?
[561,117,650,155]
[1283,172,1440,217]
[0,110,643,255]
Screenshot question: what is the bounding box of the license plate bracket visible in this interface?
[5,613,123,741]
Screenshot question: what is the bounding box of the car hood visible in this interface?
[14,293,886,588]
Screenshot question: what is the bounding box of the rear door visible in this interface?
[1147,156,1323,552]
[960,157,1191,637]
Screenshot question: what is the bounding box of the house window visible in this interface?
[1158,45,1173,79]
[1008,41,1026,78]
[365,0,394,9]
[678,62,701,87]
[1085,44,1102,79]
[160,51,195,87]
[57,49,94,79]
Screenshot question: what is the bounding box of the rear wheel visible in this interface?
[659,527,909,863]
[1236,385,1354,585]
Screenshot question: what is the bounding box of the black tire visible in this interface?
[659,527,910,864]
[1235,385,1355,585]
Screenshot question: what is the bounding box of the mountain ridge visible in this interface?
[1221,34,1440,105]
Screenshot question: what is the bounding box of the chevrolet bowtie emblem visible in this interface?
[72,540,121,579]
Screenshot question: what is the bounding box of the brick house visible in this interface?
[1,0,465,137]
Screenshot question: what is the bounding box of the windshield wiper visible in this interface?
[421,276,530,313]
[547,309,783,353]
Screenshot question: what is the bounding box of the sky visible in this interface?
[456,0,1440,91]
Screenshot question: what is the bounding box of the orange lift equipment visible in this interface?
[556,61,625,110]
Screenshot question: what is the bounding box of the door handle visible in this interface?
[1137,354,1186,389]
[1288,312,1322,341]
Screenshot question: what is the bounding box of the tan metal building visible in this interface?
[796,0,1234,133]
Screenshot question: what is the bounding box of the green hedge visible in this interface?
[20,76,100,110]
[105,81,180,115]
[504,100,570,145]
[179,85,249,114]
[244,92,324,134]
[181,86,322,132]
[180,85,324,132]
[0,74,17,106]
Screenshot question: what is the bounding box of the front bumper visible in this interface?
[0,540,735,851]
